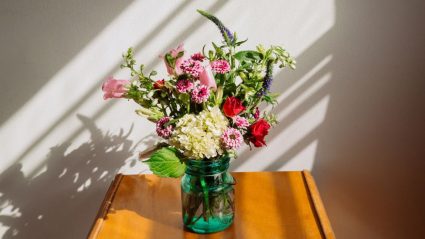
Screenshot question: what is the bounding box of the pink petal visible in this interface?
[175,57,184,75]
[102,77,130,100]
[199,65,217,90]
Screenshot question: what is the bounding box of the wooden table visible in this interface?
[87,171,335,239]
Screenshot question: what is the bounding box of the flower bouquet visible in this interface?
[102,10,295,233]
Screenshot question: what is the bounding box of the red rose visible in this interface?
[222,96,245,117]
[248,119,271,147]
[153,79,165,89]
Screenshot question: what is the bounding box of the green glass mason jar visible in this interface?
[181,155,235,233]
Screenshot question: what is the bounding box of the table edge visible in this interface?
[87,174,124,239]
[302,170,336,239]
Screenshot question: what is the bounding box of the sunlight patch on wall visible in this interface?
[219,0,335,57]
[0,0,336,178]
[235,95,330,171]
[0,0,221,177]
[232,60,333,172]
[0,0,148,176]
[279,72,332,121]
[278,140,318,171]
[268,94,330,168]
[0,204,21,235]
[279,55,333,104]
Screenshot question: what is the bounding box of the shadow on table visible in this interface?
[0,115,146,239]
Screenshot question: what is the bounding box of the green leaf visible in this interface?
[240,84,256,101]
[212,42,220,51]
[234,50,261,62]
[235,38,248,46]
[144,147,186,178]
[165,53,174,67]
[177,51,184,58]
[178,93,189,102]
[263,93,279,105]
[208,50,214,60]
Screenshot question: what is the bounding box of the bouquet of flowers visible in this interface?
[102,10,295,233]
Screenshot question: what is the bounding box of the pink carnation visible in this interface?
[102,77,130,100]
[234,116,250,129]
[156,117,174,139]
[221,128,243,149]
[180,58,204,77]
[191,85,210,103]
[211,60,230,74]
[176,79,194,93]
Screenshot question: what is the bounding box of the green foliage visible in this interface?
[108,11,296,162]
[121,47,155,92]
[144,147,186,178]
[99,10,300,178]
[135,107,164,122]
[263,92,279,105]
[263,112,278,126]
[234,50,262,62]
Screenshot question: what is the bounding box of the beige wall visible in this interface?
[311,1,425,237]
[0,0,424,238]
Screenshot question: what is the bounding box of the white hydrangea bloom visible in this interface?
[170,106,228,159]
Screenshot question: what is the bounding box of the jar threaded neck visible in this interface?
[185,155,230,176]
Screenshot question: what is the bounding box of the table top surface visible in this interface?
[88,171,335,239]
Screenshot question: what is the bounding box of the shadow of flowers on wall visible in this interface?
[0,115,140,239]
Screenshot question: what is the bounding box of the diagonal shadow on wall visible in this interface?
[230,28,333,171]
[232,1,425,238]
[0,0,134,126]
[0,2,229,238]
[0,115,152,239]
[11,0,228,181]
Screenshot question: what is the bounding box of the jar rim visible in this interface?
[185,155,231,175]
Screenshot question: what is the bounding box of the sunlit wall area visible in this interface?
[0,1,334,237]
[310,1,425,238]
[0,0,424,238]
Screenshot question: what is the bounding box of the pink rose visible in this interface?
[199,65,217,90]
[162,43,185,75]
[102,77,130,100]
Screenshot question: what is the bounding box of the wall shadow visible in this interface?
[0,0,133,126]
[230,34,332,171]
[0,115,142,239]
[232,1,425,238]
[256,1,425,238]
[10,0,228,179]
[0,2,229,238]
[310,1,425,238]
